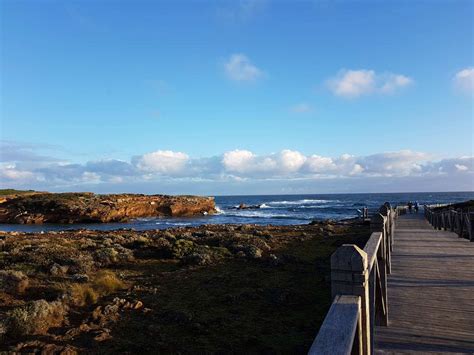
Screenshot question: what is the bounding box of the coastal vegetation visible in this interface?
[0,189,37,196]
[0,220,369,353]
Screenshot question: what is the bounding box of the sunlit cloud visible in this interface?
[2,141,472,192]
[327,69,413,98]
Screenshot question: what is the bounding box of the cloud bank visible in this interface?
[1,141,472,194]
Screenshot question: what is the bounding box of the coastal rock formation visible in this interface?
[0,192,216,224]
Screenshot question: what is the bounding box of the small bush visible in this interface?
[0,270,29,294]
[92,271,125,295]
[6,300,67,338]
[69,284,99,306]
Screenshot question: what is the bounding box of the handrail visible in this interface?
[309,204,405,355]
[424,204,474,242]
[308,295,362,355]
[363,232,382,273]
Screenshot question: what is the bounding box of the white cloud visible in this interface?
[327,69,413,98]
[134,150,189,175]
[81,171,101,183]
[350,164,364,176]
[356,150,429,176]
[453,67,474,95]
[222,149,255,173]
[0,165,35,181]
[455,164,469,171]
[290,103,313,113]
[277,150,306,173]
[224,54,263,82]
[328,70,375,98]
[304,155,336,173]
[379,74,413,93]
[222,149,277,175]
[1,140,472,192]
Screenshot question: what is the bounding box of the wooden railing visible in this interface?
[424,205,474,242]
[309,204,406,355]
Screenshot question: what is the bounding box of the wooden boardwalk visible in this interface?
[375,212,474,354]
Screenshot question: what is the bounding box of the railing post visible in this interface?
[370,214,389,329]
[449,209,455,232]
[331,245,370,355]
[468,213,474,242]
[372,213,390,274]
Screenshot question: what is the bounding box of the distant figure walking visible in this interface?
[414,201,419,213]
[408,201,413,213]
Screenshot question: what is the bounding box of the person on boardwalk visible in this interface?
[408,201,413,213]
[414,201,419,213]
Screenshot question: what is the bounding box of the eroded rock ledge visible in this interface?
[0,192,216,224]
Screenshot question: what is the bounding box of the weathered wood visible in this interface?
[331,245,371,354]
[374,258,387,326]
[371,213,391,274]
[363,232,382,272]
[308,295,362,355]
[375,213,474,353]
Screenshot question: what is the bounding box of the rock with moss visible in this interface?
[171,239,195,259]
[93,245,133,266]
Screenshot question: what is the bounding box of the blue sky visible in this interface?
[1,0,473,194]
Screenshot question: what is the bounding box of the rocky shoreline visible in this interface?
[0,219,370,353]
[0,192,216,224]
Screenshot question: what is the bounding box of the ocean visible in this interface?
[1,191,472,232]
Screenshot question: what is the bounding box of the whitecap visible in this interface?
[267,199,337,205]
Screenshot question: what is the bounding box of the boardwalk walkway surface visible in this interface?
[375,212,474,354]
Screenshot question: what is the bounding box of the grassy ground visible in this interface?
[0,189,37,196]
[0,221,369,354]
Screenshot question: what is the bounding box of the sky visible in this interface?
[0,0,473,195]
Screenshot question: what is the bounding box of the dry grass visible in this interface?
[69,271,125,307]
[92,271,125,295]
[69,284,99,306]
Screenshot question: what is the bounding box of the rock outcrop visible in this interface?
[0,192,216,224]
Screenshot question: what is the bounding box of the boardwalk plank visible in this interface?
[375,213,474,354]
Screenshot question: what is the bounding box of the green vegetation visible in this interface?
[0,222,369,353]
[0,189,36,196]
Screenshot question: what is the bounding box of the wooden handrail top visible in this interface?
[363,232,383,272]
[308,295,361,355]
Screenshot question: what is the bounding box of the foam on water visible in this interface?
[267,199,333,205]
[1,192,473,232]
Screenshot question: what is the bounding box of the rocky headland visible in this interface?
[0,192,216,224]
[0,220,369,353]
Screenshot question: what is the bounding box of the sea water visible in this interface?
[1,191,472,232]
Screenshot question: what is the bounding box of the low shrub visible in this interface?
[92,270,125,295]
[69,284,99,306]
[6,300,67,338]
[0,270,29,294]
